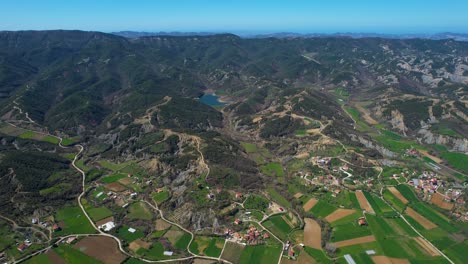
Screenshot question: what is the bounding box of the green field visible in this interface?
[261,162,284,177]
[310,200,337,218]
[127,202,153,220]
[262,215,292,240]
[98,160,134,171]
[383,189,406,212]
[189,236,224,257]
[174,233,192,250]
[440,152,468,173]
[362,191,395,216]
[266,188,291,208]
[23,254,53,264]
[331,221,372,242]
[365,214,395,240]
[152,190,170,204]
[53,244,101,264]
[135,242,173,260]
[61,136,80,146]
[411,203,458,232]
[116,226,145,242]
[373,134,423,152]
[344,107,371,131]
[239,244,282,264]
[87,206,113,221]
[55,207,96,235]
[303,247,332,263]
[241,142,257,153]
[101,173,127,183]
[395,185,418,202]
[348,192,361,209]
[330,211,362,227]
[244,194,269,211]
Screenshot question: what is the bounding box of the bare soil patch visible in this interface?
[155,219,172,230]
[335,235,376,248]
[294,192,304,199]
[134,239,151,249]
[74,236,126,264]
[355,104,378,125]
[413,237,440,256]
[371,256,410,264]
[303,198,319,211]
[118,177,134,186]
[388,187,409,204]
[325,209,356,223]
[128,241,141,252]
[45,250,67,264]
[220,241,245,264]
[355,191,375,214]
[418,149,443,164]
[252,117,262,123]
[96,216,114,227]
[193,258,217,264]
[303,218,321,249]
[405,208,437,230]
[294,152,309,159]
[104,182,126,192]
[430,193,454,210]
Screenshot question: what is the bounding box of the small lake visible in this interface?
[199,94,226,106]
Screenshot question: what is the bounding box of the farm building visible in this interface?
[358,218,367,226]
[98,221,115,232]
[344,254,356,264]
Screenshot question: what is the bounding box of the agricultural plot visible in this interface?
[262,214,293,241]
[261,162,284,177]
[127,202,153,220]
[152,189,170,205]
[135,241,175,260]
[395,185,418,202]
[371,256,410,264]
[73,236,127,264]
[409,204,456,232]
[355,191,375,214]
[189,236,225,257]
[383,189,406,212]
[331,221,372,242]
[53,244,101,264]
[302,197,319,211]
[325,209,356,223]
[309,200,337,218]
[116,226,145,243]
[238,244,282,264]
[334,235,376,248]
[86,206,113,222]
[266,188,291,207]
[240,142,257,153]
[101,173,127,183]
[98,160,134,171]
[430,193,454,210]
[220,241,245,264]
[330,211,362,227]
[388,187,409,204]
[336,241,382,257]
[303,247,332,264]
[55,206,96,235]
[243,194,269,211]
[303,218,321,249]
[362,191,395,216]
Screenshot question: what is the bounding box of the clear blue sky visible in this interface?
[1,0,467,34]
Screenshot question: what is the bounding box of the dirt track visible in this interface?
[325,209,356,223]
[355,191,375,214]
[388,187,409,204]
[405,207,437,229]
[414,237,440,256]
[303,198,319,211]
[74,236,127,264]
[303,218,321,249]
[334,235,376,248]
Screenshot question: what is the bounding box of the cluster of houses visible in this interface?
[224,225,270,245]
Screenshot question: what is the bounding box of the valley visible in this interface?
[0,31,466,264]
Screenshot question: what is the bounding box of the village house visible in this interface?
[17,243,28,252]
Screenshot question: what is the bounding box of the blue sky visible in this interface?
[1,0,467,33]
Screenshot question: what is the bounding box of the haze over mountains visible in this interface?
[112,31,468,41]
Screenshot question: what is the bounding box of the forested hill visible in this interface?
[0,30,467,134]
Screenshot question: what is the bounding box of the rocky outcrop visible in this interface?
[417,128,468,152]
[356,136,397,158]
[390,110,408,135]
